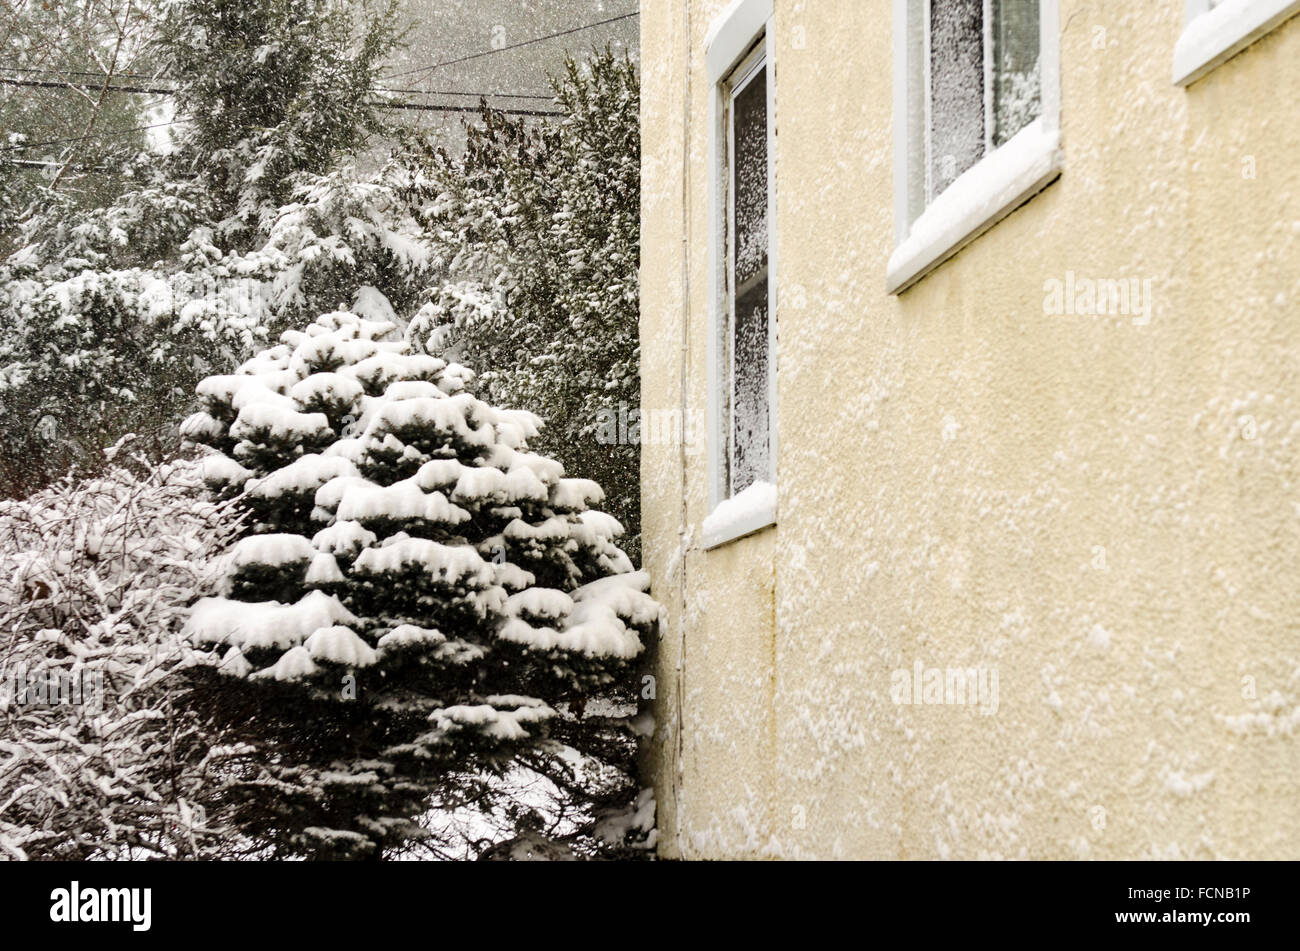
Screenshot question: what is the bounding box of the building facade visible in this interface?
[640,0,1300,859]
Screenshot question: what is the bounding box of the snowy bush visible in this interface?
[238,165,435,331]
[180,306,661,859]
[0,267,266,498]
[0,0,404,497]
[0,445,242,859]
[0,160,435,502]
[0,0,161,260]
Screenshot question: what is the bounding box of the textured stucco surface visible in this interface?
[641,0,1300,859]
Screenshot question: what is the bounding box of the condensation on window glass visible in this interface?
[731,284,769,494]
[992,0,1041,147]
[728,58,770,496]
[732,65,768,288]
[928,0,985,199]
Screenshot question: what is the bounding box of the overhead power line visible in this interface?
[390,88,552,99]
[2,76,169,95]
[2,158,108,171]
[0,120,182,154]
[381,99,559,117]
[1,63,555,99]
[0,76,561,117]
[381,10,639,81]
[379,87,555,100]
[0,64,162,81]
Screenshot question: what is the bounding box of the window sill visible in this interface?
[1173,0,1300,87]
[706,0,774,84]
[886,119,1063,295]
[702,481,777,550]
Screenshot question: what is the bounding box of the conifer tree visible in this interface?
[409,50,642,554]
[0,0,405,497]
[181,305,660,859]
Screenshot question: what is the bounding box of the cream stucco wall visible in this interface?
[640,0,1300,860]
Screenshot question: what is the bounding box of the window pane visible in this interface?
[732,283,769,494]
[729,60,770,495]
[929,0,985,198]
[992,0,1041,146]
[733,66,768,287]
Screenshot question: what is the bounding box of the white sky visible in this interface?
[384,0,640,151]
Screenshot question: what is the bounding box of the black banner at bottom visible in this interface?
[0,859,1289,940]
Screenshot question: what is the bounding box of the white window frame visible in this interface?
[888,0,1063,295]
[1173,0,1300,86]
[704,0,778,550]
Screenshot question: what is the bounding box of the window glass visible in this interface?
[729,63,771,495]
[928,0,984,197]
[992,0,1042,147]
[927,0,1042,198]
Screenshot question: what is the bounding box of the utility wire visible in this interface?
[380,10,639,81]
[1,63,555,99]
[381,100,558,117]
[0,120,182,154]
[2,76,169,95]
[378,87,554,99]
[0,64,163,81]
[1,76,561,116]
[2,158,108,171]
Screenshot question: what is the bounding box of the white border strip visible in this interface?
[705,0,778,547]
[887,120,1063,294]
[701,483,777,550]
[706,0,775,84]
[1173,0,1300,87]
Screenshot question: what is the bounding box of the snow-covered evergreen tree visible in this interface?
[0,0,161,258]
[181,306,660,859]
[0,0,405,497]
[407,50,642,554]
[157,0,401,247]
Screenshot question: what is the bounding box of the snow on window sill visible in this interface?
[1172,0,1300,87]
[702,481,777,551]
[705,0,774,84]
[886,119,1063,295]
